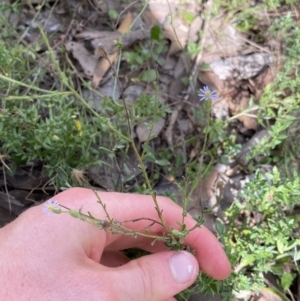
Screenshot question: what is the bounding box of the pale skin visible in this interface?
[0,188,231,301]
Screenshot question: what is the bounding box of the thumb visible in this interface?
[109,251,199,301]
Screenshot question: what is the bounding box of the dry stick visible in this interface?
[163,3,189,142]
[114,0,140,29]
[238,35,272,54]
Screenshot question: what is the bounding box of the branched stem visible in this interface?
[59,204,170,241]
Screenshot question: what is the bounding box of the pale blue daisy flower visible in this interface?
[198,86,217,101]
[43,199,60,216]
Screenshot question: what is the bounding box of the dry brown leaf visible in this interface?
[77,31,121,57]
[164,21,188,56]
[92,12,133,88]
[253,288,284,301]
[142,10,157,26]
[143,0,199,56]
[188,16,203,42]
[192,164,228,211]
[77,29,150,58]
[229,92,258,130]
[142,1,174,25]
[65,41,98,77]
[92,52,119,88]
[253,64,279,98]
[136,118,165,143]
[116,11,133,34]
[199,70,226,92]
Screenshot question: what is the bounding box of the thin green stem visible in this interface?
[227,106,259,122]
[130,141,170,231]
[5,93,72,100]
[0,74,60,94]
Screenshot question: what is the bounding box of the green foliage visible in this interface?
[0,2,20,40]
[0,43,36,82]
[180,11,196,25]
[108,9,118,21]
[150,25,164,42]
[0,42,110,185]
[222,167,300,297]
[123,40,167,70]
[131,93,168,122]
[140,69,158,82]
[187,41,201,57]
[245,14,300,175]
[178,167,300,300]
[0,93,108,179]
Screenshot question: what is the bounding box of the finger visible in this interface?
[93,250,199,301]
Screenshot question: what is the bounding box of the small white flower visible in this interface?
[198,86,218,101]
[43,199,60,216]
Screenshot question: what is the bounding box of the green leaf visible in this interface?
[181,11,195,24]
[277,239,285,254]
[108,9,118,21]
[199,63,210,71]
[69,210,81,219]
[281,273,295,291]
[181,76,189,86]
[155,159,170,166]
[215,220,225,235]
[140,69,157,82]
[150,25,163,41]
[57,167,69,184]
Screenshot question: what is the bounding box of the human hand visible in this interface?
[0,188,231,301]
